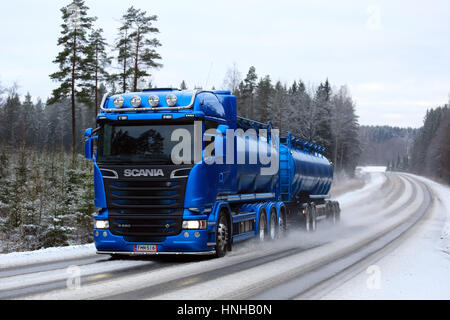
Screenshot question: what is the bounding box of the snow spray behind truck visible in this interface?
[84,89,340,257]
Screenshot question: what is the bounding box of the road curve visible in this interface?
[0,171,435,300]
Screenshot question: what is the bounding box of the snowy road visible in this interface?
[1,169,449,300]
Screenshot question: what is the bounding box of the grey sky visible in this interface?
[0,0,449,128]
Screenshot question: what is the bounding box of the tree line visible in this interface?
[359,105,450,184]
[222,65,361,175]
[359,125,417,169]
[0,86,95,252]
[409,105,450,182]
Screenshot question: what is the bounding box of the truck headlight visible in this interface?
[94,220,109,229]
[182,220,207,230]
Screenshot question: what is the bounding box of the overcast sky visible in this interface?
[0,0,449,128]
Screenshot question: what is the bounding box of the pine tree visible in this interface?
[313,79,333,157]
[286,79,310,137]
[115,7,162,93]
[254,75,273,123]
[115,15,133,93]
[21,93,38,147]
[234,81,246,117]
[84,28,111,116]
[49,0,96,162]
[1,88,21,146]
[330,86,360,173]
[272,81,288,134]
[289,80,298,95]
[242,66,258,118]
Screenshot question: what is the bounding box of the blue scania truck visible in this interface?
[84,89,340,257]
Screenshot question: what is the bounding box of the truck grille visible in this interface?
[100,166,190,238]
[109,215,182,237]
[107,180,183,209]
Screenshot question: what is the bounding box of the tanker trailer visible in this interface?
[84,89,340,258]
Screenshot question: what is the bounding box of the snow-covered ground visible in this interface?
[0,243,96,270]
[358,166,387,173]
[335,167,387,208]
[321,173,450,300]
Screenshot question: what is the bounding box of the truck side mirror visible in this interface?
[84,128,97,161]
[85,128,93,138]
[85,138,94,161]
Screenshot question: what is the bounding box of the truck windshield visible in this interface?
[98,122,195,164]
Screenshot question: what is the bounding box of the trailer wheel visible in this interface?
[333,201,341,224]
[215,211,230,258]
[269,209,278,241]
[330,202,337,225]
[306,204,317,232]
[258,211,267,242]
[311,204,317,231]
[278,208,287,238]
[325,201,334,226]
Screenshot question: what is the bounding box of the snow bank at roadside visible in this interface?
[358,166,387,173]
[0,243,96,269]
[335,171,387,208]
[410,174,450,255]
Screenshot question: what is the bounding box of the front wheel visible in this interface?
[215,212,230,258]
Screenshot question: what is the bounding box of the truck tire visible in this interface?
[306,203,317,232]
[215,212,230,258]
[311,204,317,232]
[334,201,341,224]
[325,201,335,226]
[278,208,287,238]
[258,211,267,242]
[269,209,278,241]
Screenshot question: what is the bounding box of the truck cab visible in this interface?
[85,89,239,256]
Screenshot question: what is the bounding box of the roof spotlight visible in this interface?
[113,96,124,108]
[148,95,160,107]
[166,94,178,107]
[130,96,142,108]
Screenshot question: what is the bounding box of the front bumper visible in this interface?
[97,250,216,256]
[94,228,216,255]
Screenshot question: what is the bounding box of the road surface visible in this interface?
[1,169,448,300]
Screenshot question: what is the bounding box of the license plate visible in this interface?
[134,245,157,253]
